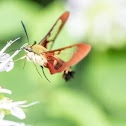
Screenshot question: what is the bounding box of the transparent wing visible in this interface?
[43,43,91,74]
[38,12,69,50]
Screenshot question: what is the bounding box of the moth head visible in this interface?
[24,45,33,52]
[24,41,36,52]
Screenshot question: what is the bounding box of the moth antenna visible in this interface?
[23,57,26,69]
[33,62,42,78]
[21,21,29,44]
[41,66,51,83]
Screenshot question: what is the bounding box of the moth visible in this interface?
[21,12,91,81]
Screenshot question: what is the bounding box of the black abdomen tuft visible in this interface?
[62,71,75,81]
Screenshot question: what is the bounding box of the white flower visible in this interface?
[0,98,39,120]
[0,37,27,72]
[0,120,28,126]
[66,0,94,41]
[0,37,20,72]
[0,85,12,94]
[0,53,14,72]
[66,0,126,48]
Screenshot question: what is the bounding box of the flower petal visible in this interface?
[0,111,5,119]
[10,106,26,120]
[0,53,14,72]
[20,101,39,108]
[0,120,26,126]
[0,37,20,57]
[0,88,12,94]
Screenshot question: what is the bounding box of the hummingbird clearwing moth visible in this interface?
[21,12,91,81]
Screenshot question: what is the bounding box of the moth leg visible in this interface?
[13,55,26,62]
[23,53,32,69]
[33,62,42,78]
[41,66,51,83]
[23,57,26,69]
[32,55,42,78]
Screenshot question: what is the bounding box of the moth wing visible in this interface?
[38,12,69,49]
[44,43,91,74]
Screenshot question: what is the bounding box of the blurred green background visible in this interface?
[0,0,126,126]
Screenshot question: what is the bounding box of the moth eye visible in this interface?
[26,47,33,52]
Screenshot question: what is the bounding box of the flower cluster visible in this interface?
[0,38,39,126]
[0,86,39,125]
[66,0,126,49]
[0,37,27,72]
